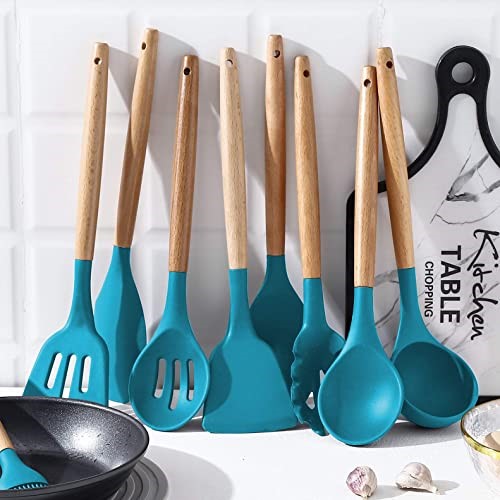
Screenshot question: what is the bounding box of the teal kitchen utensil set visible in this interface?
[24,33,478,445]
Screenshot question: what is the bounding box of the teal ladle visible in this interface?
[376,47,478,428]
[318,66,404,445]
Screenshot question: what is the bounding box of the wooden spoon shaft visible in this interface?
[294,56,321,279]
[354,67,379,288]
[115,28,158,248]
[75,43,108,261]
[377,47,415,269]
[0,421,14,451]
[265,35,286,256]
[169,56,199,272]
[220,48,247,270]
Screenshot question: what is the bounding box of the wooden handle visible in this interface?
[75,43,109,260]
[220,48,247,270]
[0,421,14,451]
[115,28,158,247]
[265,35,286,256]
[354,67,379,287]
[377,47,415,269]
[169,56,199,272]
[294,56,321,279]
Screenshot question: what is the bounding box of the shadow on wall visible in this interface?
[147,445,233,500]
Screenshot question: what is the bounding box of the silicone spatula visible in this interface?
[0,422,48,490]
[95,29,158,403]
[129,56,209,431]
[290,56,345,435]
[318,66,404,445]
[24,43,109,405]
[202,48,297,433]
[377,47,478,428]
[250,35,302,396]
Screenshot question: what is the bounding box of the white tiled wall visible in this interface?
[2,0,500,385]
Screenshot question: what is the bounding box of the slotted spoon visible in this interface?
[290,56,345,436]
[129,56,209,431]
[95,28,158,403]
[24,43,109,405]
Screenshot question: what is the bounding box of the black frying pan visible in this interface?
[0,397,149,499]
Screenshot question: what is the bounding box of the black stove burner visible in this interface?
[110,458,168,500]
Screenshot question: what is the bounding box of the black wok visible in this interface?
[0,397,149,499]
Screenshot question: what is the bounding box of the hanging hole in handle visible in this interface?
[363,79,371,88]
[303,69,310,78]
[141,42,147,50]
[94,57,102,65]
[386,60,393,69]
[184,67,191,76]
[273,49,281,58]
[225,59,233,67]
[452,61,474,84]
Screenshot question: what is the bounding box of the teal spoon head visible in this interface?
[129,271,209,431]
[0,449,48,490]
[24,260,109,406]
[95,246,146,403]
[392,267,479,428]
[318,287,404,445]
[291,278,345,436]
[202,269,297,433]
[250,255,303,391]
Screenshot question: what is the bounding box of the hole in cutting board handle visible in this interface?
[452,61,474,84]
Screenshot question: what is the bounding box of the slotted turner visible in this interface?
[24,43,110,405]
[202,48,296,433]
[0,421,48,491]
[129,56,209,431]
[95,29,158,403]
[290,56,345,436]
[250,35,302,396]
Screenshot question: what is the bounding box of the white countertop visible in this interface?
[2,389,494,500]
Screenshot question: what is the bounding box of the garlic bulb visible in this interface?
[346,466,377,498]
[396,462,439,494]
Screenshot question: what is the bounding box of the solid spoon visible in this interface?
[318,66,404,445]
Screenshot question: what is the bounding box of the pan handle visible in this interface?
[377,47,415,270]
[354,67,379,287]
[220,48,247,270]
[265,35,286,256]
[294,56,321,279]
[115,28,159,248]
[75,43,108,261]
[169,55,199,273]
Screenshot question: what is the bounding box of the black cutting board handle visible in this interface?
[345,45,500,333]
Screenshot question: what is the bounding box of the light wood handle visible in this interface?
[75,43,109,260]
[169,55,199,272]
[377,47,415,269]
[294,56,321,279]
[265,35,286,256]
[0,421,14,451]
[115,28,158,247]
[354,67,379,287]
[220,48,247,270]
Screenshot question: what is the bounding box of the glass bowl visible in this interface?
[461,399,500,496]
